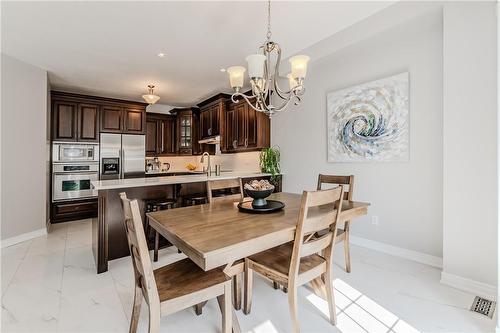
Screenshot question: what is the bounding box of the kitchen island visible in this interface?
[91,172,280,273]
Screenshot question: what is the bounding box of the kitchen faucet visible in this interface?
[200,152,211,176]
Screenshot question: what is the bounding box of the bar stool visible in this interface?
[182,193,208,206]
[144,198,177,261]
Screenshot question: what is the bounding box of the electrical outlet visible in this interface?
[372,215,379,226]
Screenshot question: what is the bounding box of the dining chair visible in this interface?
[243,186,344,332]
[317,174,354,273]
[119,192,232,333]
[207,178,244,203]
[205,177,245,311]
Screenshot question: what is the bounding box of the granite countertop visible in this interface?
[91,171,274,191]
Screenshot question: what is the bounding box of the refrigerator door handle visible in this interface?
[120,148,124,179]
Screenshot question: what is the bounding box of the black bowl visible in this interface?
[246,187,274,208]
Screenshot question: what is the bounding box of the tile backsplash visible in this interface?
[157,151,261,173]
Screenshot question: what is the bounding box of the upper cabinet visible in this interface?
[51,91,147,142]
[101,105,146,134]
[174,108,197,155]
[145,113,177,157]
[198,94,229,139]
[224,97,270,153]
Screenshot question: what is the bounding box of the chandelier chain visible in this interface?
[266,0,272,41]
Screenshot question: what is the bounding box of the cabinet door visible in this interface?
[77,104,99,142]
[246,106,257,148]
[225,106,237,151]
[53,100,78,141]
[210,105,220,135]
[100,106,123,132]
[235,103,247,148]
[178,113,192,154]
[200,108,211,138]
[145,119,159,155]
[159,117,177,155]
[123,107,145,134]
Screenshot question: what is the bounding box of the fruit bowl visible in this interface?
[245,187,274,208]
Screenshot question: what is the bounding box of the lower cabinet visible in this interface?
[51,198,98,223]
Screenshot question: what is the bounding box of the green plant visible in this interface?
[260,146,281,182]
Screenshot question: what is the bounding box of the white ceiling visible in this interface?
[2,1,393,106]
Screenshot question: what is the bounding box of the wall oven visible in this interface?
[52,162,99,202]
[53,142,99,163]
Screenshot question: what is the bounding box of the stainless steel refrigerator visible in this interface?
[100,133,145,180]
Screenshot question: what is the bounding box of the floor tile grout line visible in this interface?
[55,223,70,328]
[1,238,34,301]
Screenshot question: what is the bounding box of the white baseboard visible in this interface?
[349,235,443,268]
[1,228,47,248]
[441,271,497,300]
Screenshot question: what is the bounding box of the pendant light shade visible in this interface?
[142,85,160,105]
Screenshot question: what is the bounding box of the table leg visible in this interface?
[154,231,159,262]
[217,296,241,333]
[222,261,242,333]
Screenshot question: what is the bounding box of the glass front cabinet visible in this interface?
[175,108,195,155]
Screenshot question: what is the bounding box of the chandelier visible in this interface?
[226,0,309,117]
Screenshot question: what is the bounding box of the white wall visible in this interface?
[442,2,497,289]
[273,10,444,258]
[1,54,48,240]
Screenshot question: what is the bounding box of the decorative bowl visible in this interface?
[245,187,274,208]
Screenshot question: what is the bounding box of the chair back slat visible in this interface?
[119,192,160,306]
[288,187,344,278]
[317,174,354,201]
[302,210,337,235]
[300,232,333,258]
[207,178,243,203]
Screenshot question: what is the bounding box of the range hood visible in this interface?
[198,135,220,144]
[198,135,221,155]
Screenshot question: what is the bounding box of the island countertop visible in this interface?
[91,171,275,191]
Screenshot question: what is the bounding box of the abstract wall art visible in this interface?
[327,72,409,162]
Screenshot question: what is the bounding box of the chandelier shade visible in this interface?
[142,85,160,105]
[227,66,246,91]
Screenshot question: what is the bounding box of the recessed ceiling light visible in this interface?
[158,53,165,58]
[220,68,226,72]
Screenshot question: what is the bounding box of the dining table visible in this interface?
[146,192,369,332]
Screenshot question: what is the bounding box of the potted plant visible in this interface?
[260,146,281,185]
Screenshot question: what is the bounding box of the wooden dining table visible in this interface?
[147,192,369,332]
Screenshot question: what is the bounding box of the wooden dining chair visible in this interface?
[317,174,354,273]
[243,187,344,332]
[207,178,244,203]
[119,192,232,333]
[205,177,245,312]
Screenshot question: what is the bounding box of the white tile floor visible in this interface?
[1,219,496,333]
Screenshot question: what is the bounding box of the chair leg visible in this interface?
[153,231,159,262]
[344,229,351,273]
[232,274,242,310]
[217,282,232,333]
[129,284,142,333]
[273,281,279,289]
[148,301,160,333]
[324,271,337,325]
[194,301,206,316]
[243,262,253,315]
[288,286,300,333]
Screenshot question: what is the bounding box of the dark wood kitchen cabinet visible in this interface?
[52,100,78,141]
[224,98,270,152]
[174,108,197,155]
[145,113,177,156]
[51,91,147,141]
[52,98,99,142]
[77,104,99,141]
[51,198,98,223]
[198,94,229,139]
[101,105,146,134]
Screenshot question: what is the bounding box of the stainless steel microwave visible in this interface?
[52,142,99,163]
